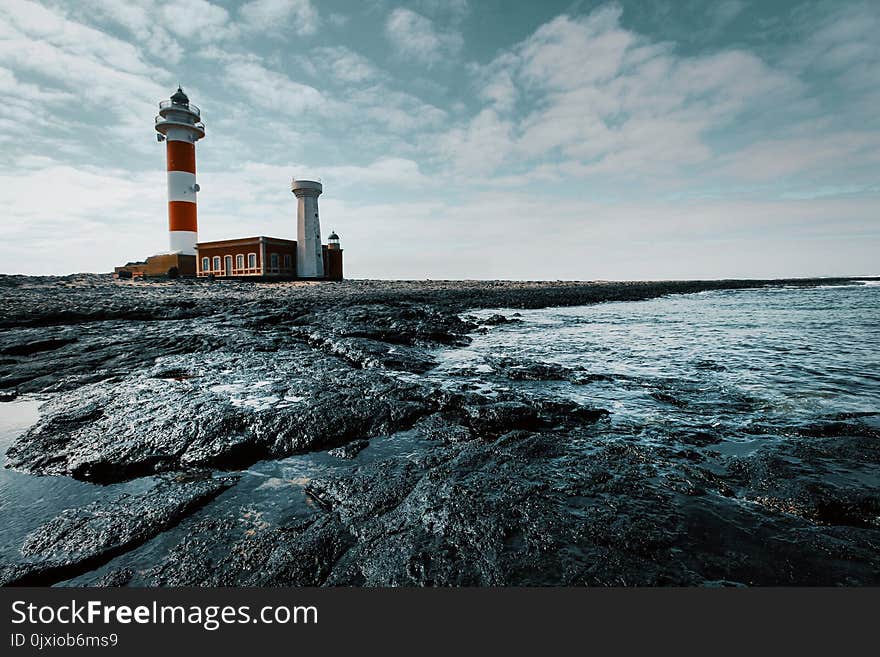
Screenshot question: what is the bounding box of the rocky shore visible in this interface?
[1,274,878,586]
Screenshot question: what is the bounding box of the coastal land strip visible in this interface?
[1,275,878,586]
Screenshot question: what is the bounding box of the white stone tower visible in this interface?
[154,87,205,255]
[291,179,324,278]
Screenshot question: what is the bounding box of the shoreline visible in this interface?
[1,275,876,331]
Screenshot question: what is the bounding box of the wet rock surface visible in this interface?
[0,474,235,586]
[99,420,879,587]
[487,356,574,381]
[1,274,878,586]
[6,348,432,483]
[725,419,880,529]
[328,439,370,460]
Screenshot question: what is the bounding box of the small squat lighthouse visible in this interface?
[291,179,324,278]
[154,87,205,255]
[326,230,344,280]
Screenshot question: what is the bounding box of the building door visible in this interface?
[224,255,233,277]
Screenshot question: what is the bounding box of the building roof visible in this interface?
[195,236,297,248]
[170,86,189,104]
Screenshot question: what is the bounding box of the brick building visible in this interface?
[196,236,295,278]
[195,235,343,280]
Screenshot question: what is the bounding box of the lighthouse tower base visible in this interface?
[113,253,197,279]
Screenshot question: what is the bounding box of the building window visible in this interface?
[201,257,209,272]
[224,255,232,276]
[248,253,257,270]
[236,254,244,270]
[283,254,291,270]
[270,253,279,271]
[212,256,220,272]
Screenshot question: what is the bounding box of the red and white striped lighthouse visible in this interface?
[154,87,205,255]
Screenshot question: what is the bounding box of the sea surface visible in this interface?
[1,282,878,583]
[432,281,880,456]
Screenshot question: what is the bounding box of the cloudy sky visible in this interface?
[1,0,878,279]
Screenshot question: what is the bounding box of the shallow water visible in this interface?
[434,282,880,453]
[0,400,159,558]
[1,282,878,583]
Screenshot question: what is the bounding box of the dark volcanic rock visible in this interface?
[2,275,878,586]
[139,511,355,587]
[328,439,370,459]
[307,437,877,586]
[413,414,474,444]
[134,430,873,587]
[488,356,573,381]
[462,401,541,437]
[726,430,880,529]
[55,409,880,587]
[296,302,476,373]
[6,350,434,482]
[535,399,610,425]
[93,568,134,587]
[1,474,236,586]
[311,303,476,347]
[302,333,437,373]
[481,314,522,326]
[0,336,77,357]
[0,276,861,395]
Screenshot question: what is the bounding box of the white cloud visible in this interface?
[76,0,185,63]
[239,0,320,36]
[717,132,880,182]
[160,0,236,41]
[449,6,807,182]
[203,49,445,149]
[0,163,167,274]
[351,86,447,133]
[222,59,335,115]
[437,109,514,174]
[0,0,171,147]
[310,46,379,83]
[470,53,519,112]
[0,0,159,77]
[0,66,74,103]
[384,8,463,66]
[785,1,880,97]
[321,157,428,187]
[519,8,634,88]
